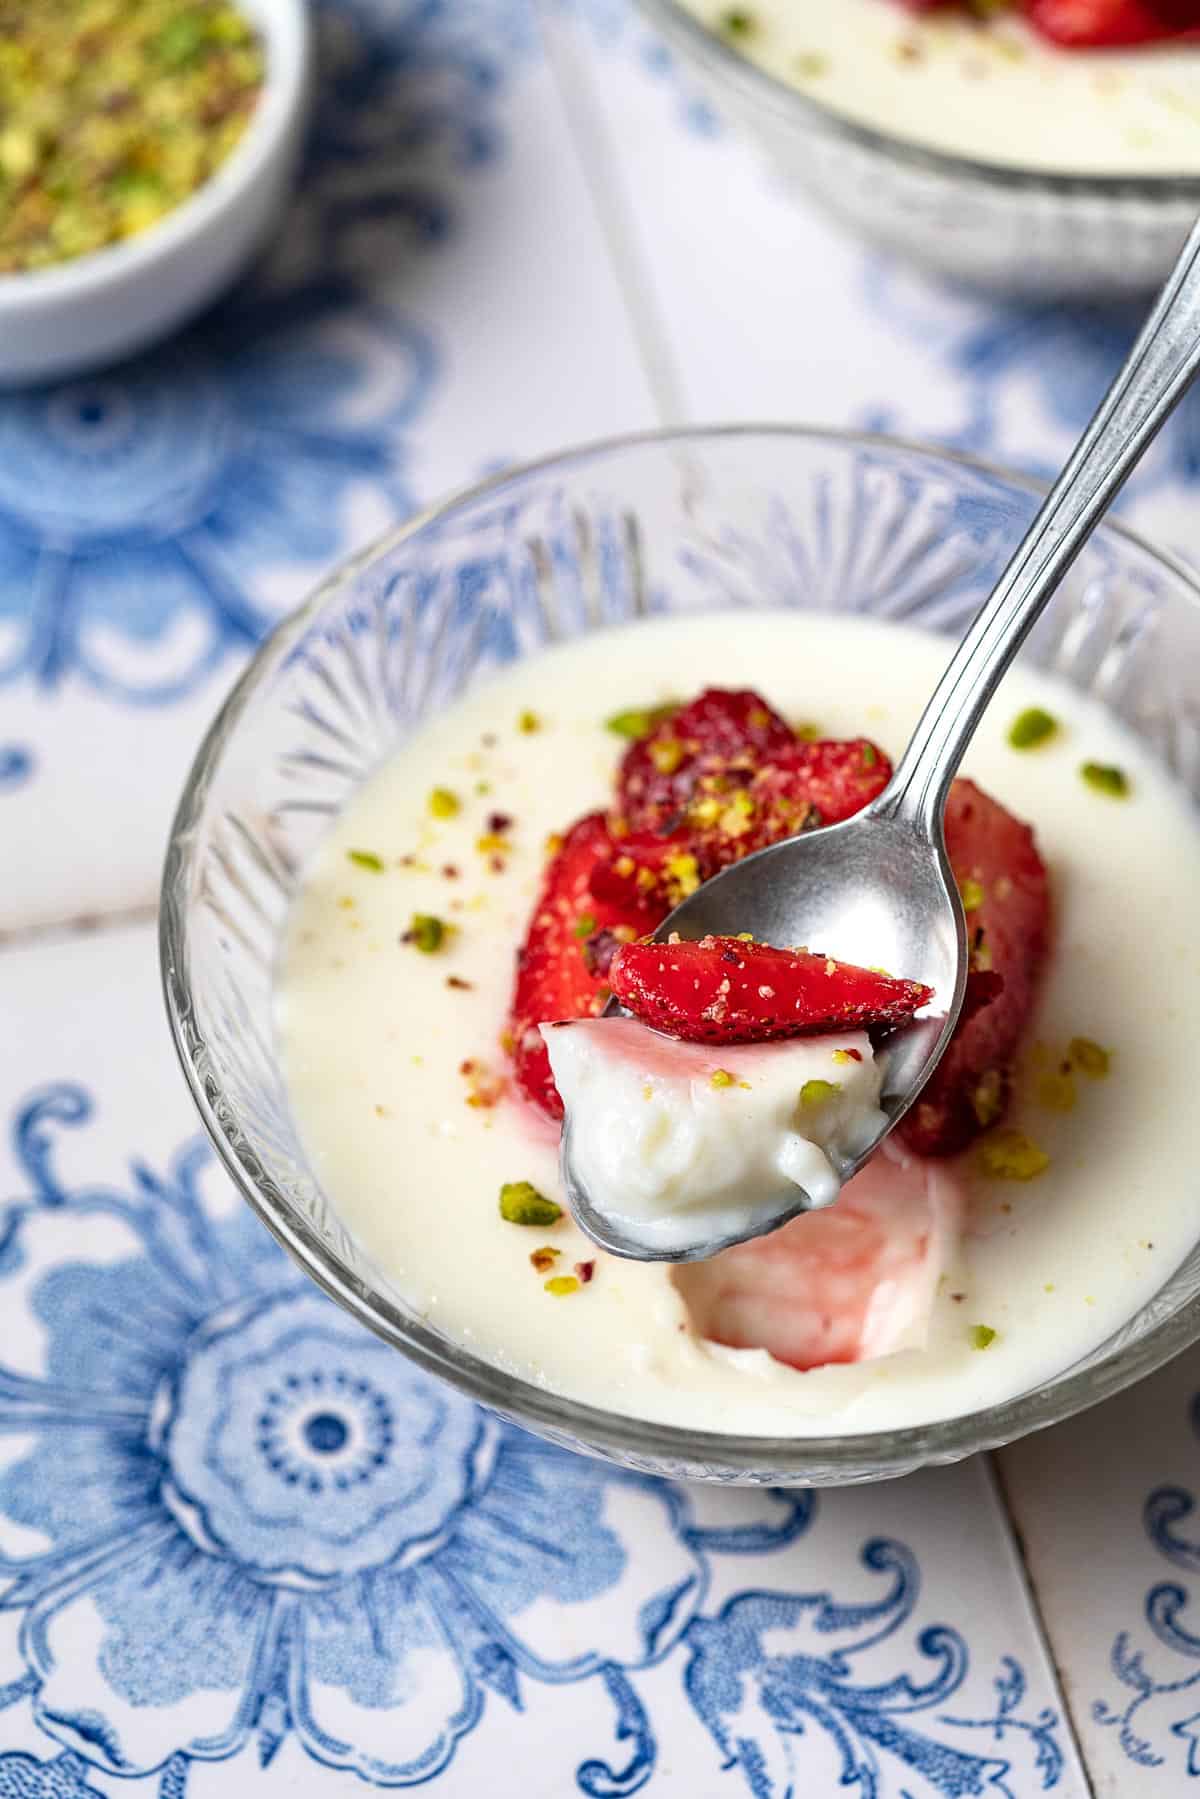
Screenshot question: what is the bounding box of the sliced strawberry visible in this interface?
[506,812,665,1119]
[1025,0,1200,47]
[674,1138,964,1371]
[597,737,893,914]
[616,688,793,829]
[609,934,933,1044]
[899,779,1049,1158]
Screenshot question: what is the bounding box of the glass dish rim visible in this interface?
[161,421,1200,1479]
[636,0,1200,199]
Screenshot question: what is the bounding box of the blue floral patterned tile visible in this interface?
[0,920,1086,1794]
[1001,1351,1200,1795]
[0,0,656,937]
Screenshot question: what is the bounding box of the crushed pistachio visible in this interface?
[971,1068,1006,1129]
[960,877,985,913]
[979,1129,1050,1181]
[794,722,820,742]
[544,832,564,859]
[428,787,460,819]
[529,1245,560,1274]
[664,851,701,901]
[405,913,448,954]
[1081,761,1130,798]
[833,1047,864,1066]
[475,832,509,855]
[1069,1036,1111,1079]
[0,0,264,276]
[347,849,385,873]
[499,1181,562,1227]
[649,737,685,777]
[795,50,829,78]
[710,1069,736,1089]
[605,702,677,739]
[1008,707,1058,750]
[517,709,542,734]
[718,6,756,35]
[970,1324,997,1350]
[861,743,878,768]
[544,1275,581,1297]
[574,913,597,941]
[800,1078,840,1107]
[1036,1070,1076,1114]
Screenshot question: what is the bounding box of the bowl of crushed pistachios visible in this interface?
[0,0,310,385]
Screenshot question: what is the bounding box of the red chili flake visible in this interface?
[459,1059,476,1076]
[950,1292,965,1303]
[442,864,460,879]
[487,811,514,835]
[844,1047,863,1062]
[574,1260,595,1284]
[489,855,507,874]
[446,975,474,990]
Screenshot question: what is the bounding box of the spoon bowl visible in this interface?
[563,806,967,1262]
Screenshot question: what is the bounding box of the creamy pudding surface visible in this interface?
[683,0,1200,175]
[277,611,1200,1437]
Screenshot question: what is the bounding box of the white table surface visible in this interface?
[2,3,1197,1792]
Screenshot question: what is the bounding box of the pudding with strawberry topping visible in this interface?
[689,0,1200,175]
[276,609,1200,1436]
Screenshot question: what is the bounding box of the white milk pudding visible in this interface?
[544,1017,886,1256]
[277,611,1200,1437]
[686,0,1200,175]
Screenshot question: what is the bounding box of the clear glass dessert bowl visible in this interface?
[635,0,1200,298]
[162,425,1200,1486]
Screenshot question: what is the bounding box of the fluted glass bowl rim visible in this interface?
[162,422,1200,1480]
[637,0,1200,199]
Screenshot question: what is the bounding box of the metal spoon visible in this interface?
[565,218,1200,1263]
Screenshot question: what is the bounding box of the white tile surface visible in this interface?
[0,920,1083,1795]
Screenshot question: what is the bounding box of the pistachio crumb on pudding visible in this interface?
[277,610,1200,1436]
[689,0,1200,176]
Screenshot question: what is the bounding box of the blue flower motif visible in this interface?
[0,745,32,790]
[1095,1388,1200,1777]
[684,1545,1063,1797]
[860,262,1200,500]
[0,1084,810,1792]
[0,1751,105,1798]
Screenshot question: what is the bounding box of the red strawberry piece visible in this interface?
[1025,0,1200,47]
[609,934,933,1044]
[746,738,892,834]
[507,812,665,1119]
[616,688,794,828]
[597,737,893,914]
[899,779,1049,1158]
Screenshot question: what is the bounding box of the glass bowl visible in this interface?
[162,425,1200,1486]
[635,0,1200,299]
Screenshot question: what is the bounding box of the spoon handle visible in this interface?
[882,214,1200,834]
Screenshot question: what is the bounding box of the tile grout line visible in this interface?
[536,0,688,429]
[985,1451,1097,1797]
[0,898,159,957]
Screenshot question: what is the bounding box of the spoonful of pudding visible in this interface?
[554,217,1200,1263]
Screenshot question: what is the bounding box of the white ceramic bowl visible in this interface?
[0,0,311,387]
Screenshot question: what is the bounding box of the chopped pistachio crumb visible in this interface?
[736,932,756,942]
[499,1181,562,1227]
[971,1068,1005,1128]
[710,1069,736,1088]
[970,1324,997,1350]
[1008,707,1058,750]
[861,742,878,767]
[574,913,597,940]
[649,737,685,776]
[529,1246,560,1274]
[794,722,820,742]
[795,50,828,77]
[545,1275,581,1297]
[960,877,985,913]
[718,8,755,37]
[347,849,385,872]
[517,709,542,734]
[1081,761,1130,798]
[428,786,460,819]
[406,913,448,954]
[1036,1070,1076,1114]
[800,1078,840,1107]
[979,1129,1050,1181]
[1069,1036,1111,1079]
[605,702,677,739]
